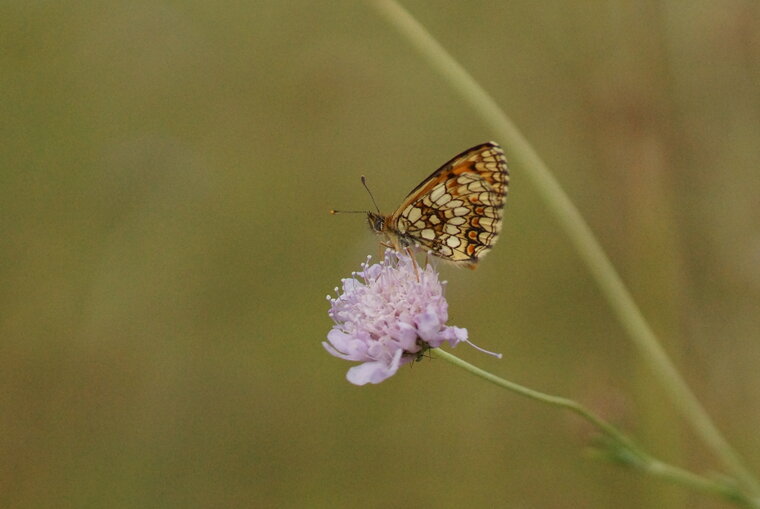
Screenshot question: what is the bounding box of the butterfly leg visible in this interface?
[405,246,420,282]
[376,241,395,261]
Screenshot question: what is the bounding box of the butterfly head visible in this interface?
[367,211,386,234]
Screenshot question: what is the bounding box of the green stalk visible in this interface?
[434,349,758,508]
[367,0,759,496]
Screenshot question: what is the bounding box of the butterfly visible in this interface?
[365,142,509,268]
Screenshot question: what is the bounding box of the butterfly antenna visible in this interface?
[361,176,382,214]
[329,209,366,214]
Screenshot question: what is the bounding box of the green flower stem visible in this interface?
[433,349,631,446]
[368,0,759,496]
[434,348,758,508]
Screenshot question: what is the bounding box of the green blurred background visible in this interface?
[2,1,759,507]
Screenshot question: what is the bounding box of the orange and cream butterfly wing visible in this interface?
[388,142,509,266]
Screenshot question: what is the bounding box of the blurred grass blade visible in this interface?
[368,0,759,496]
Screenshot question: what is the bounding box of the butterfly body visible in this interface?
[368,142,509,268]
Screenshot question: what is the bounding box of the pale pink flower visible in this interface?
[324,250,469,385]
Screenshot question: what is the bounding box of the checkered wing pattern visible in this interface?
[388,142,509,266]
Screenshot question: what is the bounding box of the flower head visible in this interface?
[324,250,468,385]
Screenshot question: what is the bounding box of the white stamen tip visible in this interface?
[464,339,502,359]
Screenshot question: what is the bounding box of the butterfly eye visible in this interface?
[367,212,385,233]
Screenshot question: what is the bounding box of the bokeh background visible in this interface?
[2,1,759,507]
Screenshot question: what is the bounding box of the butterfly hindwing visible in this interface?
[389,142,509,266]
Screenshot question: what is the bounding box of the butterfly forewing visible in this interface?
[389,142,509,266]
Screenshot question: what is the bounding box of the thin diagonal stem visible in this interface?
[434,349,758,508]
[368,0,759,496]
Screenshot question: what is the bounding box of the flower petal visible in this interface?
[325,328,352,353]
[325,328,370,361]
[440,325,468,347]
[415,310,441,344]
[322,341,352,360]
[346,349,403,385]
[395,322,418,352]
